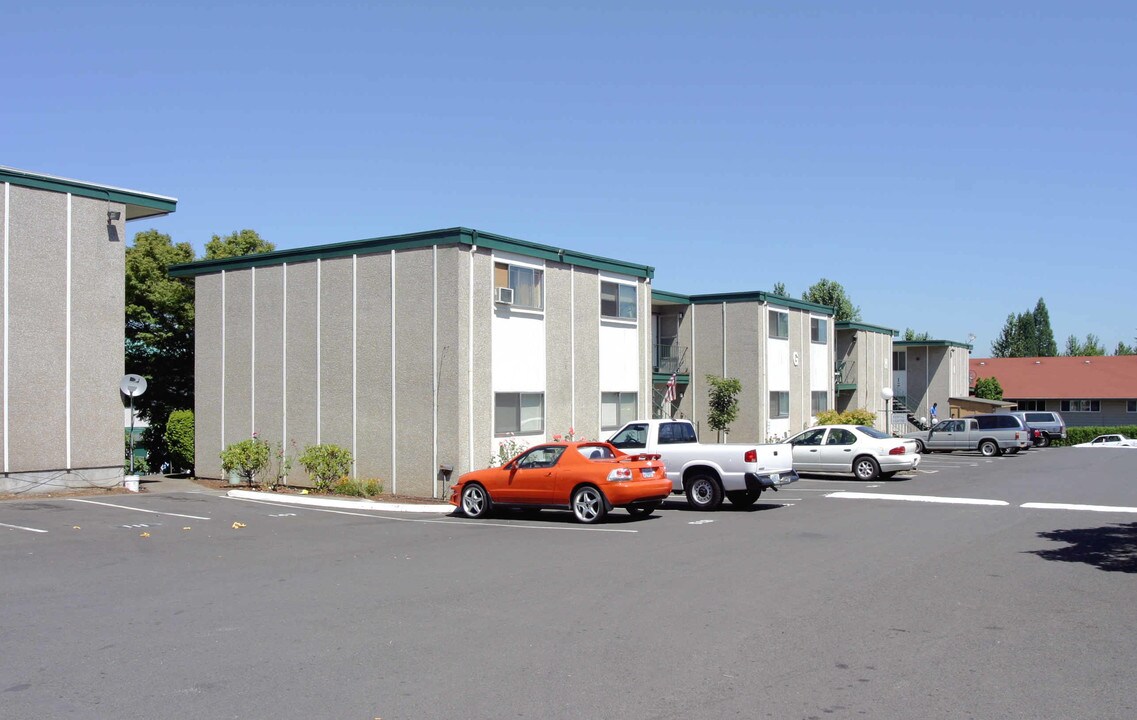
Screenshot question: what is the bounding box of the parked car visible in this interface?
[608,419,797,510]
[1009,411,1067,447]
[905,414,1032,456]
[1073,434,1137,448]
[449,441,672,524]
[785,425,921,480]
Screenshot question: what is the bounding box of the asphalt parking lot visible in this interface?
[3,446,1136,719]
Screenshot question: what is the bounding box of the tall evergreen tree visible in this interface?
[1032,298,1058,356]
[1114,341,1134,356]
[1013,312,1038,357]
[991,313,1019,358]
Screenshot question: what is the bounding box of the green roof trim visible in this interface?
[653,373,689,384]
[836,321,898,335]
[651,289,691,305]
[0,166,176,220]
[687,290,834,315]
[836,383,857,392]
[169,226,655,279]
[894,339,973,350]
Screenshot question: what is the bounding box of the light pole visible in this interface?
[880,387,894,434]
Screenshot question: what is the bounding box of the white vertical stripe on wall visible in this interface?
[390,252,398,493]
[570,266,575,430]
[352,255,357,476]
[282,264,288,448]
[316,258,322,445]
[220,270,226,448]
[250,267,256,435]
[467,248,474,475]
[2,182,8,473]
[432,246,438,497]
[65,194,72,469]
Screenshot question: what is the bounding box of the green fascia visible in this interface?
[170,226,655,279]
[0,166,177,219]
[835,321,898,336]
[651,289,692,305]
[688,290,834,315]
[653,373,689,384]
[894,340,973,350]
[836,383,857,392]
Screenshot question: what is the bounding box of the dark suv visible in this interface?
[1009,411,1067,447]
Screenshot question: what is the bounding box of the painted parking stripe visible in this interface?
[1021,502,1137,514]
[226,495,640,533]
[68,498,211,520]
[0,521,48,533]
[827,491,1008,506]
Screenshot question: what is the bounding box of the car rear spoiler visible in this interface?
[619,453,662,462]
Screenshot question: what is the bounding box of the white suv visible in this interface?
[1010,411,1067,447]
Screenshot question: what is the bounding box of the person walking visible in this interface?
[930,402,939,425]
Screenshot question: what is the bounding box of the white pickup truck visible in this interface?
[607,419,798,510]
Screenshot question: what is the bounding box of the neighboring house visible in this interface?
[834,321,896,417]
[0,166,176,494]
[891,340,972,431]
[169,228,654,497]
[650,290,836,442]
[969,356,1137,427]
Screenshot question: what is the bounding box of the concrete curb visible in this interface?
[226,489,455,513]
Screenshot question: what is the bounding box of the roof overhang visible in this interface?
[0,166,177,220]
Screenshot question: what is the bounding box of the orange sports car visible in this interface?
[450,441,672,524]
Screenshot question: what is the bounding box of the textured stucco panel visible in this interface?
[691,303,725,440]
[319,257,354,451]
[195,275,223,478]
[545,261,573,437]
[68,195,124,470]
[223,271,253,445]
[252,265,285,454]
[571,269,600,438]
[722,301,763,443]
[355,253,393,484]
[392,248,435,495]
[285,263,319,482]
[8,186,67,472]
[434,245,465,490]
[470,250,494,465]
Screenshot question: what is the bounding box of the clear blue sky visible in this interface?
[4,1,1134,355]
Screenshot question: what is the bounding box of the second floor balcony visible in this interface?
[654,342,689,375]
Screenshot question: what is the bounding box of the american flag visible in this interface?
[663,373,678,404]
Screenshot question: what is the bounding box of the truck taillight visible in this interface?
[744,449,757,463]
[888,446,906,455]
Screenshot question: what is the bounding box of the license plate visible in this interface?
[641,468,655,478]
[770,473,780,482]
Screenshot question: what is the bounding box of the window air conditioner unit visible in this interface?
[495,286,514,305]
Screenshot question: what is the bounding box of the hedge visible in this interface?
[1052,426,1137,447]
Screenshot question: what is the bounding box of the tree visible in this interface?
[1065,333,1105,357]
[705,375,742,441]
[1013,312,1038,357]
[164,409,195,474]
[125,230,196,470]
[1115,341,1135,356]
[904,328,931,341]
[204,229,275,259]
[974,376,1003,401]
[1032,298,1058,356]
[802,278,861,322]
[771,282,787,297]
[990,313,1019,358]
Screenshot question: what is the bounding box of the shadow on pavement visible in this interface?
[1028,522,1137,573]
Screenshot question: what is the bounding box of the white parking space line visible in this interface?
[827,491,1009,506]
[225,495,640,533]
[0,521,48,533]
[68,498,211,520]
[1021,502,1137,514]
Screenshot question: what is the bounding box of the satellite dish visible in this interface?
[121,374,148,397]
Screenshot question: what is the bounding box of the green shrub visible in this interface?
[1055,426,1137,447]
[164,409,195,474]
[362,479,384,497]
[815,408,877,426]
[220,436,271,487]
[332,477,365,497]
[298,443,354,492]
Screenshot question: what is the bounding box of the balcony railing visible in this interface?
[653,342,688,375]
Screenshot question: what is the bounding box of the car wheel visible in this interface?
[460,483,491,519]
[1038,434,1051,448]
[571,486,607,524]
[853,456,880,481]
[685,474,723,511]
[914,439,926,454]
[726,489,761,508]
[979,440,1000,457]
[627,502,660,518]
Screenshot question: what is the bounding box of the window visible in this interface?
[811,391,828,414]
[515,445,565,469]
[1128,400,1136,413]
[601,392,638,430]
[770,391,789,418]
[601,281,637,320]
[609,423,648,449]
[793,428,825,446]
[1019,400,1045,411]
[494,262,544,310]
[892,351,907,371]
[810,317,827,344]
[1061,400,1100,412]
[494,392,545,435]
[658,421,697,444]
[826,428,856,446]
[768,310,789,339]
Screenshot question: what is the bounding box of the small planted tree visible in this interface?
[974,376,1004,401]
[298,443,354,492]
[706,375,742,441]
[220,436,270,487]
[164,409,194,474]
